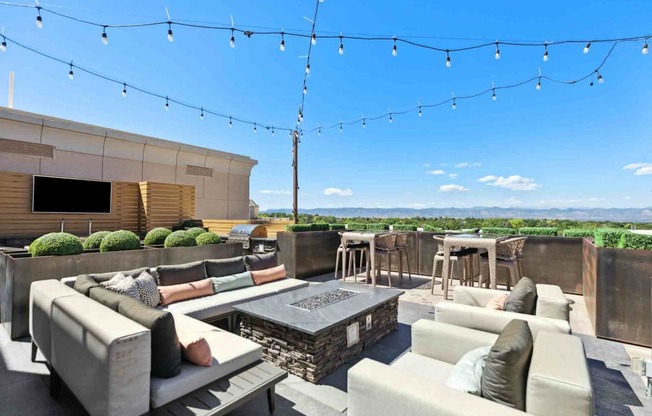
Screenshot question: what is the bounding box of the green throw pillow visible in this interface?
[210,271,254,293]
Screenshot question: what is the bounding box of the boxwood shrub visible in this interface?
[164,230,197,247]
[329,224,346,231]
[143,227,172,246]
[481,227,518,236]
[310,223,330,231]
[423,225,444,232]
[594,228,630,248]
[195,231,221,245]
[618,233,652,250]
[518,227,558,236]
[392,224,417,231]
[365,223,390,231]
[83,231,111,250]
[347,223,366,230]
[100,230,141,252]
[562,229,596,238]
[30,232,83,257]
[185,227,207,238]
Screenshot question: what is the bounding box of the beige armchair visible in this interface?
[348,320,593,416]
[435,284,571,338]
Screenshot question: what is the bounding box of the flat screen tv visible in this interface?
[32,175,112,214]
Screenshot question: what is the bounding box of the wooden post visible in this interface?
[292,130,299,224]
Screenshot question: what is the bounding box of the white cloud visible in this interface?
[426,169,446,175]
[623,163,652,175]
[260,189,291,195]
[423,163,431,168]
[439,184,469,192]
[478,175,541,191]
[455,162,482,168]
[323,187,353,196]
[448,173,458,179]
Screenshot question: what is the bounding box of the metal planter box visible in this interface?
[276,231,341,279]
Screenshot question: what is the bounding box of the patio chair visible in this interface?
[431,236,477,294]
[394,232,412,281]
[335,234,369,283]
[374,233,398,287]
[479,237,527,290]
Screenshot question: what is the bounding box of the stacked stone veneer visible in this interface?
[239,297,399,383]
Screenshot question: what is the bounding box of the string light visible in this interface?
[1,36,6,52]
[200,107,204,120]
[318,126,321,136]
[121,83,127,97]
[35,6,42,29]
[642,41,649,55]
[418,105,422,117]
[253,122,257,133]
[536,78,541,90]
[597,71,604,84]
[305,63,311,74]
[362,117,366,128]
[101,26,108,45]
[289,130,293,138]
[583,41,591,54]
[68,62,74,80]
[303,84,307,95]
[446,50,452,67]
[272,126,275,136]
[494,42,500,60]
[311,33,317,45]
[491,82,496,100]
[338,35,344,55]
[543,44,549,61]
[167,22,173,42]
[229,116,233,128]
[230,29,235,48]
[164,96,169,110]
[389,112,393,123]
[339,122,342,132]
[392,37,397,56]
[451,98,456,110]
[298,110,304,123]
[280,31,285,51]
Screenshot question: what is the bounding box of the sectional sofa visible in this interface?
[30,253,307,416]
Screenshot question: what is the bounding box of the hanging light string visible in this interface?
[297,0,321,129]
[0,34,295,134]
[1,2,649,57]
[302,42,620,133]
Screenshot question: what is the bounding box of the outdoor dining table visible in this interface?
[340,231,391,287]
[440,234,510,300]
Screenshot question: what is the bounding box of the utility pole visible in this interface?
[292,130,299,224]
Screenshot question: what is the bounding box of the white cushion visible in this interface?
[390,352,455,385]
[149,313,263,408]
[445,346,491,396]
[134,271,160,307]
[100,272,140,300]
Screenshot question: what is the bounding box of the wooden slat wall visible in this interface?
[0,171,140,237]
[202,219,292,238]
[140,181,195,230]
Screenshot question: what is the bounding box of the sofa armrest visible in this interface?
[51,295,151,416]
[60,276,77,288]
[435,303,571,339]
[453,285,508,307]
[535,284,570,321]
[348,358,529,416]
[411,319,497,364]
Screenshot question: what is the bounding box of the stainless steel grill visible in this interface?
[228,224,268,251]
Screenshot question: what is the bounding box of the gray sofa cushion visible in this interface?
[481,319,533,411]
[210,271,254,293]
[73,274,101,296]
[89,286,131,311]
[244,252,278,271]
[157,260,206,286]
[87,267,151,283]
[505,277,537,315]
[205,257,247,278]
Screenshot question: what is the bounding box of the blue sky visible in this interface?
[0,1,650,211]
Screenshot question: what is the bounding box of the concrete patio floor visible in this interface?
[1,271,651,415]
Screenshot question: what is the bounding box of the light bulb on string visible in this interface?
[36,7,42,28]
[300,130,304,139]
[272,127,275,137]
[230,29,235,48]
[445,50,452,67]
[305,63,310,74]
[164,97,169,110]
[583,41,591,54]
[68,62,74,80]
[494,42,500,60]
[318,127,321,136]
[101,27,108,45]
[543,44,549,62]
[303,84,307,95]
[280,32,285,51]
[362,118,366,128]
[492,89,496,101]
[451,99,456,110]
[229,116,233,128]
[418,106,422,117]
[338,35,344,55]
[339,122,343,133]
[167,22,173,42]
[200,108,204,120]
[597,72,604,84]
[298,111,304,123]
[253,123,257,133]
[288,131,292,139]
[536,78,541,90]
[121,83,127,97]
[389,112,393,123]
[642,41,649,55]
[1,37,7,52]
[311,33,317,45]
[392,37,397,56]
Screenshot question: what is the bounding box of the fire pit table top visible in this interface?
[233,280,403,336]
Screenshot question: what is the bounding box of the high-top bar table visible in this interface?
[339,231,384,286]
[440,234,509,300]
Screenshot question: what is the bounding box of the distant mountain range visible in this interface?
[262,207,652,222]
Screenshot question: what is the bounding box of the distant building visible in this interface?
[249,199,260,220]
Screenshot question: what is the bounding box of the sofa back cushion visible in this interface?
[89,286,132,311]
[505,277,537,315]
[251,265,287,285]
[159,278,214,306]
[205,257,247,278]
[210,271,254,293]
[157,260,206,286]
[244,252,278,271]
[73,274,101,296]
[481,319,533,411]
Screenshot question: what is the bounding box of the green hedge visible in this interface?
[518,227,558,236]
[164,230,197,247]
[285,224,312,232]
[423,225,444,232]
[83,231,111,250]
[618,233,652,250]
[365,223,390,231]
[310,223,330,231]
[392,224,417,231]
[481,227,518,236]
[100,230,141,252]
[143,227,172,245]
[30,232,83,257]
[562,229,596,238]
[347,222,366,230]
[185,227,207,238]
[195,231,221,245]
[329,224,346,231]
[594,228,630,248]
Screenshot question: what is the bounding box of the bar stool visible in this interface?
[374,233,398,287]
[395,232,412,281]
[479,237,527,290]
[431,236,477,295]
[334,235,369,283]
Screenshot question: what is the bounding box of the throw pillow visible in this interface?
[210,271,254,293]
[134,271,160,307]
[118,297,182,378]
[445,346,492,396]
[88,267,151,283]
[158,278,214,306]
[482,319,533,411]
[204,257,247,278]
[100,272,140,300]
[504,277,538,315]
[178,331,212,367]
[251,264,286,285]
[100,272,128,287]
[73,274,101,296]
[156,260,206,286]
[486,293,509,311]
[244,252,278,271]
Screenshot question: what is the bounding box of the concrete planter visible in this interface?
[0,242,243,339]
[276,231,341,279]
[583,239,652,347]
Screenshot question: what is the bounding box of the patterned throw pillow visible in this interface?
[101,272,139,300]
[100,272,128,288]
[135,271,161,307]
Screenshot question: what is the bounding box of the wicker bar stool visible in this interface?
[374,233,398,287]
[431,236,477,295]
[394,232,412,281]
[479,236,527,290]
[334,234,369,283]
